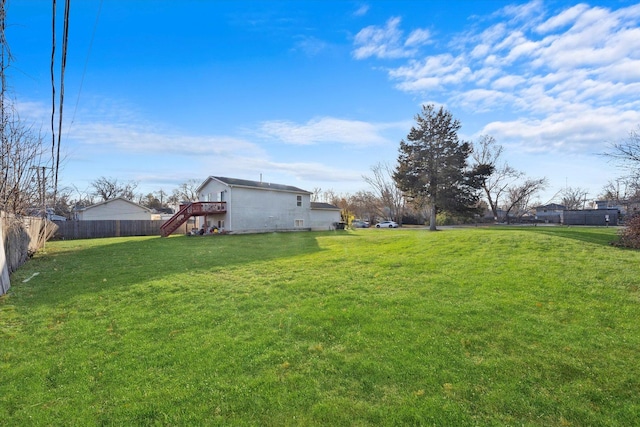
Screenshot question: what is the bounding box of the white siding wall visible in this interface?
[309,209,341,230]
[78,199,152,220]
[198,180,311,233]
[230,187,310,232]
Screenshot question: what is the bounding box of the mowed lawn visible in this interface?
[1,227,639,426]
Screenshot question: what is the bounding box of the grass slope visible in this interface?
[1,227,639,426]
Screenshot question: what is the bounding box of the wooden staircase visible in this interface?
[160,202,226,237]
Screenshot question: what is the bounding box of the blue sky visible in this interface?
[7,0,640,204]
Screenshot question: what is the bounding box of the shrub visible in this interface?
[615,214,640,248]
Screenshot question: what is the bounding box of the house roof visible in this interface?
[80,197,153,213]
[310,202,340,210]
[535,203,566,210]
[198,176,312,194]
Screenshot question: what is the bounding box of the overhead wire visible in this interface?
[50,0,56,174]
[54,0,70,200]
[68,0,103,134]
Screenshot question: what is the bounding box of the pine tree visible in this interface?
[394,104,490,230]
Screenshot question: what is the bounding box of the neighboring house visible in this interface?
[75,197,154,221]
[563,209,619,226]
[161,176,342,236]
[309,202,342,230]
[535,203,566,224]
[27,207,67,221]
[595,199,640,217]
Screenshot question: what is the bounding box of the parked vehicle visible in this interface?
[375,220,398,228]
[352,220,369,228]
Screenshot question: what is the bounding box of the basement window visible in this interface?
[295,219,304,227]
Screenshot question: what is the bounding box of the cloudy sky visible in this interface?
[6,0,640,203]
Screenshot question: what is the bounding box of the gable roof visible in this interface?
[310,202,340,210]
[535,203,566,211]
[198,176,312,194]
[80,197,153,213]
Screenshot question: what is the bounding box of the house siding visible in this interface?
[563,209,619,226]
[309,208,341,230]
[198,179,312,233]
[78,198,152,221]
[230,187,311,232]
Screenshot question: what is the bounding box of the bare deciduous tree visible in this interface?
[311,187,322,202]
[472,135,523,221]
[503,178,548,223]
[169,178,200,205]
[70,184,95,208]
[349,190,379,224]
[601,176,640,202]
[90,177,138,201]
[602,127,640,208]
[363,162,405,223]
[605,127,640,169]
[560,186,589,210]
[326,193,355,224]
[0,108,46,215]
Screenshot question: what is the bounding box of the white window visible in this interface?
[295,219,304,227]
[296,195,302,207]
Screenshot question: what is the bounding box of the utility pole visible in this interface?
[1,0,7,209]
[0,0,7,125]
[31,165,50,249]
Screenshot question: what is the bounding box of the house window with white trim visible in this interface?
[295,219,304,227]
[296,195,302,207]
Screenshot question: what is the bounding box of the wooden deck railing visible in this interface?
[160,202,226,237]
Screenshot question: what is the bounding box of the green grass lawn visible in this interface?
[1,227,639,426]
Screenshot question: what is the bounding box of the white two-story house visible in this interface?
[159,176,339,235]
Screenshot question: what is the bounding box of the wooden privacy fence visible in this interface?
[1,213,57,295]
[52,219,195,240]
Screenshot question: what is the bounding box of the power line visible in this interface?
[68,0,102,134]
[50,0,56,172]
[49,0,71,206]
[54,0,70,199]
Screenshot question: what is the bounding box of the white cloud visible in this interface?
[389,54,472,90]
[480,106,640,154]
[292,36,328,56]
[405,28,431,47]
[259,117,396,146]
[600,58,640,83]
[262,160,363,182]
[69,121,262,157]
[491,74,526,90]
[536,3,590,33]
[451,89,518,113]
[352,17,429,59]
[365,1,640,157]
[498,0,544,27]
[354,4,370,17]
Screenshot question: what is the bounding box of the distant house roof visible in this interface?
[535,203,566,211]
[79,197,152,213]
[310,202,340,210]
[198,176,312,194]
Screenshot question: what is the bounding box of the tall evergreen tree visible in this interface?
[394,104,490,231]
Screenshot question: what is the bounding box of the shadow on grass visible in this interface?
[11,231,342,306]
[510,226,620,247]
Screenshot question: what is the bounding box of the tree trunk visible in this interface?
[429,198,437,231]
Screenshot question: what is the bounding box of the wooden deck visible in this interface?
[160,202,227,237]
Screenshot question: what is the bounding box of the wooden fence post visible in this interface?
[0,218,10,296]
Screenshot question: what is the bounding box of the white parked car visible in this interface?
[375,220,399,228]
